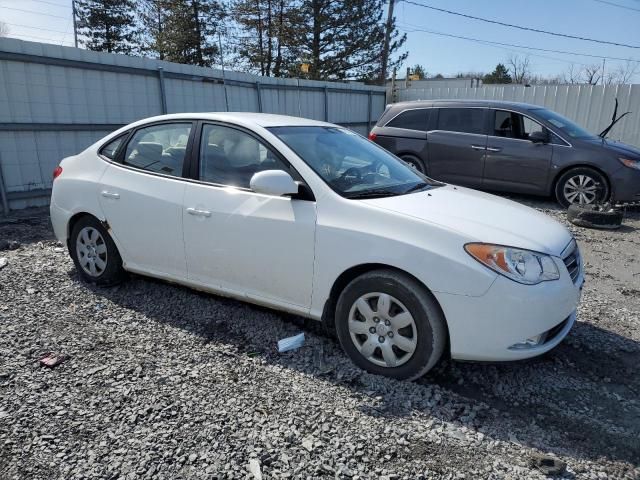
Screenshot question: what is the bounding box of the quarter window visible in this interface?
[493,110,546,140]
[199,124,292,189]
[437,108,485,134]
[99,134,127,160]
[386,109,429,131]
[124,123,192,177]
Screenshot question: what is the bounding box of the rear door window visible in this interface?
[123,123,192,177]
[386,109,429,131]
[437,108,485,135]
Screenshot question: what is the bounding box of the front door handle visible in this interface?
[186,207,212,217]
[470,145,486,151]
[486,146,503,152]
[101,191,120,199]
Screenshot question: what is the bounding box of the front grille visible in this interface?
[562,241,581,283]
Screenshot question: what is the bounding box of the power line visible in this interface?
[20,0,72,8]
[0,5,70,19]
[398,23,640,64]
[593,0,640,12]
[402,0,640,49]
[4,22,70,35]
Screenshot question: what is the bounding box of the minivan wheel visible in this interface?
[335,270,446,381]
[555,167,610,208]
[69,216,125,286]
[400,155,426,174]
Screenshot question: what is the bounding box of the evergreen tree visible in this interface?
[297,0,406,81]
[233,0,301,77]
[161,0,225,67]
[484,63,512,84]
[412,64,427,79]
[138,0,170,59]
[76,0,138,54]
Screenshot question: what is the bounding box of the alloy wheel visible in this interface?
[347,292,418,368]
[563,174,599,205]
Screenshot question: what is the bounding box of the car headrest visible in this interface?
[136,142,163,160]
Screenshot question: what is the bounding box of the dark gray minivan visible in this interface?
[369,100,640,207]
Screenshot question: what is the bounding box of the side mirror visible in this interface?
[250,170,298,197]
[529,130,549,144]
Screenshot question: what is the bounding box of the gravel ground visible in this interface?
[0,198,639,479]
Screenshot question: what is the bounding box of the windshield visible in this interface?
[268,126,440,198]
[531,108,597,140]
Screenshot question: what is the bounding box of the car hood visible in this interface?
[363,186,572,256]
[584,138,640,158]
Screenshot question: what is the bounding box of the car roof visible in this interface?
[389,99,542,111]
[126,112,334,129]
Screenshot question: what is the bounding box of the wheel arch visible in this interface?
[66,212,110,247]
[550,163,611,197]
[321,263,450,354]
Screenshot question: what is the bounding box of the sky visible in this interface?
[1,0,640,82]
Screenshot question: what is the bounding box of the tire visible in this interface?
[69,215,125,286]
[567,204,623,230]
[335,269,447,381]
[400,155,426,174]
[554,167,610,208]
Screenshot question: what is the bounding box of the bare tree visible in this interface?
[605,60,639,85]
[507,54,532,84]
[0,21,9,37]
[562,64,582,84]
[582,64,602,85]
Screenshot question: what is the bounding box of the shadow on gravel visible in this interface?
[74,270,640,468]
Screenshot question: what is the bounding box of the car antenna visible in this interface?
[599,98,631,140]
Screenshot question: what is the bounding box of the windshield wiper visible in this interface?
[599,98,631,139]
[404,182,431,194]
[346,188,402,199]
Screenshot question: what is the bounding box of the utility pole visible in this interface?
[379,0,395,86]
[602,58,606,85]
[72,0,78,48]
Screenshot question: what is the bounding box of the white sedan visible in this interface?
[50,113,583,380]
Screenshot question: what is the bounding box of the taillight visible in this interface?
[53,166,63,180]
[368,132,377,141]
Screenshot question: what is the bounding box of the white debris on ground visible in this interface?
[0,199,638,479]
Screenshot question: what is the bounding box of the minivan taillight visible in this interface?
[53,166,63,180]
[368,132,377,141]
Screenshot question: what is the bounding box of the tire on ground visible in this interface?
[567,204,623,230]
[69,215,126,286]
[335,269,447,381]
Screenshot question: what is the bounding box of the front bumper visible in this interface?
[611,165,640,203]
[434,255,583,362]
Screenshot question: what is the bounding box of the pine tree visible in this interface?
[161,1,225,67]
[233,0,301,77]
[484,63,512,84]
[76,0,138,54]
[138,0,170,59]
[297,0,406,81]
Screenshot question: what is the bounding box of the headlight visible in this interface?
[464,243,560,285]
[618,157,640,170]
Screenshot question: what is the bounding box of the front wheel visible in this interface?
[555,167,610,208]
[400,155,426,174]
[335,270,447,381]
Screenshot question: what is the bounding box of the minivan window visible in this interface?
[493,110,546,140]
[530,108,596,140]
[386,109,429,131]
[437,108,485,135]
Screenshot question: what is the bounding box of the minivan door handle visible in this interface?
[186,207,212,217]
[101,191,120,199]
[486,146,502,152]
[470,145,486,151]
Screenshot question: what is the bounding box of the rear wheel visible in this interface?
[335,270,446,381]
[69,216,125,286]
[555,167,610,208]
[400,155,426,174]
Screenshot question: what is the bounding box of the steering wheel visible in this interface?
[339,167,363,183]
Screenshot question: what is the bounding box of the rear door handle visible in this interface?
[486,147,502,152]
[186,207,211,217]
[470,145,486,151]
[101,191,120,199]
